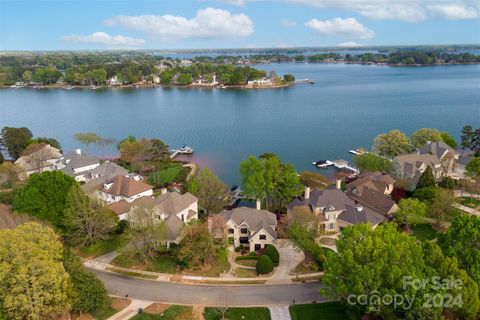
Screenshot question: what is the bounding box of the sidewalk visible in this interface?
[269,306,291,320]
[452,203,480,216]
[107,298,152,320]
[84,258,323,285]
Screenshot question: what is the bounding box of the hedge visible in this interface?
[236,255,259,261]
[264,245,279,266]
[256,255,274,274]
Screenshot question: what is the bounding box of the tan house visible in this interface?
[14,144,63,179]
[287,186,384,233]
[218,202,277,252]
[98,175,153,204]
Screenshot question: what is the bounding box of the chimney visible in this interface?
[207,217,213,233]
[336,179,342,190]
[161,188,167,195]
[256,199,261,210]
[75,148,82,155]
[305,186,311,200]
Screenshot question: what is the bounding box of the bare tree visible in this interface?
[21,143,53,173]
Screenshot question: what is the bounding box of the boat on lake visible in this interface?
[312,160,334,168]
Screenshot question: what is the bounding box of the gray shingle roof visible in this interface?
[287,188,356,212]
[219,207,277,240]
[60,150,99,176]
[418,141,458,159]
[154,192,198,216]
[337,205,384,226]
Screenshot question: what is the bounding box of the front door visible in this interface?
[254,244,261,251]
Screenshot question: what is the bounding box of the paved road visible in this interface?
[91,269,326,307]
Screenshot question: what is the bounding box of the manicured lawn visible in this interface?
[131,305,193,320]
[235,267,258,278]
[456,197,480,208]
[204,307,271,320]
[112,252,177,274]
[79,233,127,258]
[236,259,257,267]
[91,305,117,320]
[148,164,183,188]
[290,302,354,320]
[183,249,230,277]
[411,223,438,241]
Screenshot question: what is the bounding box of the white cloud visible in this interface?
[104,8,254,40]
[337,41,363,47]
[428,3,478,20]
[61,32,145,48]
[305,18,374,39]
[281,19,297,27]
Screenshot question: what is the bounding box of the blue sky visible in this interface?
[1,0,479,50]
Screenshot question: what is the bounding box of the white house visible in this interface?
[217,201,277,252]
[108,75,121,86]
[58,149,100,182]
[247,78,273,86]
[98,175,153,204]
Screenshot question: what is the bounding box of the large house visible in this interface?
[98,175,153,204]
[59,149,100,182]
[392,141,460,189]
[346,172,398,216]
[217,202,277,252]
[287,185,384,233]
[14,144,63,179]
[120,190,199,246]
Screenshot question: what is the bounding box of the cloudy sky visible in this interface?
[1,0,479,50]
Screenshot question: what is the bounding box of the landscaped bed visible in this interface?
[411,223,439,241]
[131,305,193,320]
[204,307,271,320]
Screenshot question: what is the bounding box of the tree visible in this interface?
[74,132,102,152]
[353,153,392,173]
[149,138,170,162]
[27,136,62,152]
[160,70,174,84]
[126,204,168,263]
[64,186,117,246]
[428,188,455,224]
[322,223,430,318]
[299,171,330,190]
[264,245,279,266]
[283,74,295,82]
[411,128,442,149]
[461,125,474,150]
[0,163,18,189]
[256,255,274,274]
[0,223,71,319]
[0,126,33,160]
[118,137,152,172]
[466,156,480,177]
[14,171,77,230]
[440,131,457,149]
[373,129,411,158]
[62,250,110,314]
[416,166,436,189]
[187,167,228,215]
[22,70,32,82]
[177,224,218,269]
[439,215,480,291]
[0,153,3,165]
[177,73,193,85]
[394,198,427,230]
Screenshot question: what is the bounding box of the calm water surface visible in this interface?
[1,63,479,184]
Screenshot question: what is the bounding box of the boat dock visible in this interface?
[295,79,315,84]
[332,159,359,173]
[170,145,194,159]
[312,160,334,168]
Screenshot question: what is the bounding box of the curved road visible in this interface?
[92,269,326,307]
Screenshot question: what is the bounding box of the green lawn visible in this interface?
[236,259,257,267]
[411,223,438,241]
[204,307,271,320]
[112,252,178,274]
[91,304,117,320]
[148,165,183,188]
[290,302,356,320]
[235,267,258,278]
[456,197,480,208]
[183,248,230,277]
[79,233,127,258]
[131,306,192,320]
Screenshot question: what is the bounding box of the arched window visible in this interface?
[228,228,234,234]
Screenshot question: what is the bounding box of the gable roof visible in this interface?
[219,207,277,239]
[153,192,198,216]
[337,205,384,226]
[86,161,129,182]
[347,187,397,216]
[394,153,440,175]
[418,141,458,159]
[165,214,184,240]
[287,188,356,212]
[107,200,131,216]
[14,144,62,172]
[60,150,99,176]
[102,175,153,197]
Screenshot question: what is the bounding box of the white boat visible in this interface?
[179,145,193,154]
[312,160,334,168]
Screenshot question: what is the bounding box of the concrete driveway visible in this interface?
[91,269,325,307]
[268,239,305,283]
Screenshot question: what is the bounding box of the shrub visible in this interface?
[439,176,456,190]
[264,245,280,266]
[413,186,439,202]
[228,237,234,245]
[116,220,129,234]
[235,245,243,252]
[249,251,257,257]
[256,255,274,274]
[236,255,259,261]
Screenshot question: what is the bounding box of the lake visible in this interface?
[1,63,479,184]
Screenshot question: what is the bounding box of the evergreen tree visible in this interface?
[416,166,436,189]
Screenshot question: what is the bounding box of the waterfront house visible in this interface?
[217,201,277,252]
[14,144,63,179]
[124,189,199,247]
[108,75,121,86]
[58,149,100,182]
[392,141,460,189]
[247,78,273,86]
[346,172,398,216]
[98,175,153,204]
[287,185,384,233]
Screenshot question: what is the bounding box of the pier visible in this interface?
[170,146,194,159]
[332,159,359,174]
[295,79,315,84]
